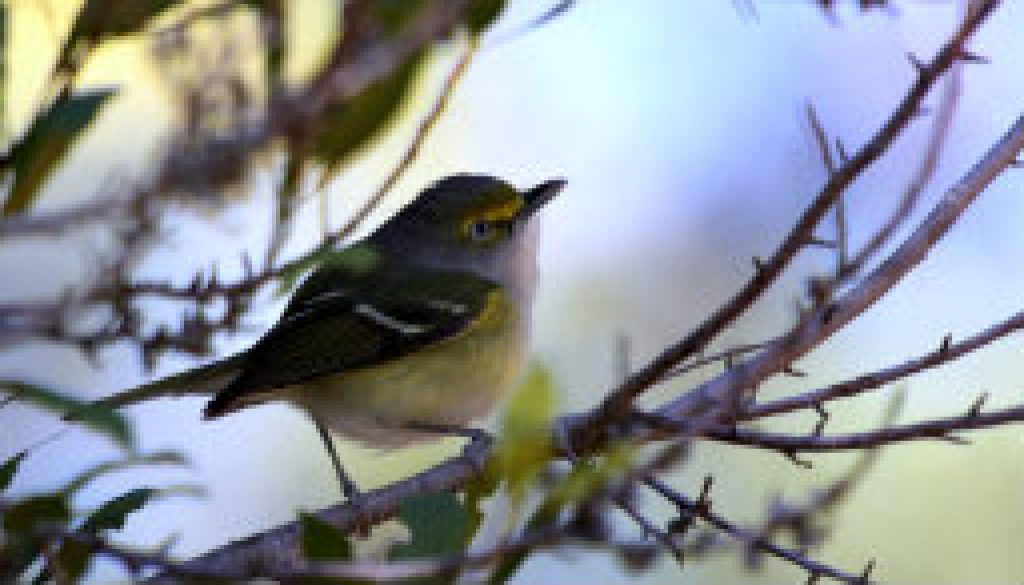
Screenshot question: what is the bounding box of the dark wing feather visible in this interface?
[205,245,495,417]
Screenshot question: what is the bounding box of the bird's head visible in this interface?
[372,174,565,286]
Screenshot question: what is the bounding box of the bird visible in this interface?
[88,174,565,499]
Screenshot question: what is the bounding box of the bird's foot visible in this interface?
[401,422,494,472]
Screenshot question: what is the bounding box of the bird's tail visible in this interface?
[86,353,245,412]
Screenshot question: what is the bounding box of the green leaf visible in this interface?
[300,512,353,560]
[313,50,424,173]
[35,539,92,585]
[2,494,70,533]
[371,0,428,34]
[63,451,187,494]
[68,0,182,47]
[80,487,158,533]
[275,244,332,297]
[493,364,557,503]
[1,89,116,216]
[463,467,500,536]
[548,444,636,506]
[2,494,70,579]
[3,380,133,448]
[0,450,25,492]
[392,491,471,560]
[465,0,506,34]
[275,243,383,298]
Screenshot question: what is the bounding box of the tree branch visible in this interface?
[660,110,1024,427]
[743,308,1024,420]
[593,0,1000,426]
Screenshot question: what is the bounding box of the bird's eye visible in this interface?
[469,221,494,241]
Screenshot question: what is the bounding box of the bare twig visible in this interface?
[592,0,1000,428]
[663,341,769,380]
[661,110,1024,429]
[841,56,963,280]
[645,477,869,584]
[710,402,1024,452]
[743,308,1024,420]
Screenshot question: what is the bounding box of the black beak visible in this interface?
[521,178,567,218]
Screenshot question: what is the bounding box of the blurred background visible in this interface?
[2,0,1023,582]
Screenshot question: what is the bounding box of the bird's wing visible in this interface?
[204,244,497,417]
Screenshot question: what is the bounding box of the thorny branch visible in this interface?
[592,0,1001,428]
[743,308,1024,420]
[713,402,1024,452]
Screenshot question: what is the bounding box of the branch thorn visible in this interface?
[967,391,989,418]
[939,333,952,354]
[907,52,926,73]
[812,403,830,436]
[858,558,876,584]
[785,450,814,469]
[956,50,989,64]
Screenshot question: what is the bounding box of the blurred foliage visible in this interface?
[492,363,557,505]
[392,491,472,560]
[3,380,133,448]
[301,511,353,560]
[65,0,182,53]
[314,50,426,176]
[1,89,115,216]
[0,399,191,583]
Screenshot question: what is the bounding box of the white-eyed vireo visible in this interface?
[93,174,565,497]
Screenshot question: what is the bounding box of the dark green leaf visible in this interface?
[2,90,116,216]
[392,491,471,560]
[81,487,157,533]
[313,51,424,172]
[465,0,506,34]
[0,450,25,492]
[372,0,428,34]
[297,516,374,584]
[463,466,500,536]
[3,380,133,448]
[300,512,353,560]
[35,539,92,585]
[3,534,45,580]
[2,494,70,533]
[69,0,182,46]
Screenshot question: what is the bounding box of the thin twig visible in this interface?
[742,308,1024,420]
[661,110,1024,429]
[327,34,479,244]
[841,53,963,280]
[592,0,1000,427]
[645,477,868,584]
[709,402,1024,451]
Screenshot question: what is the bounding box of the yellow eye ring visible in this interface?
[468,221,494,241]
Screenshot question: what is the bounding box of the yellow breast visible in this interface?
[290,289,527,447]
